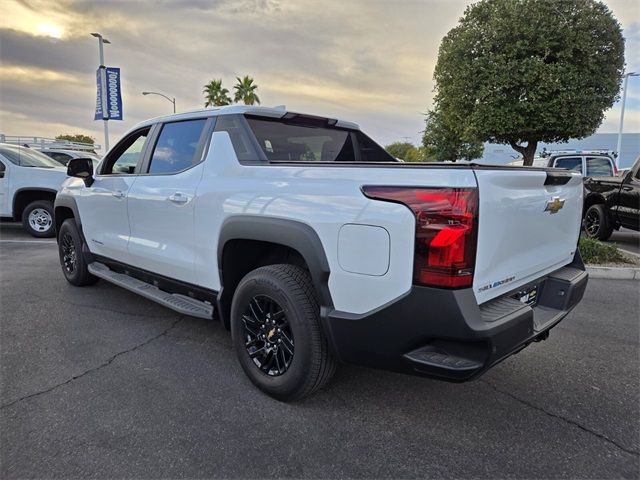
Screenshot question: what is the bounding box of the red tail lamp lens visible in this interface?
[362,186,479,288]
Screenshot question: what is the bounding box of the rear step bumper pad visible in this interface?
[88,262,214,319]
[323,257,588,382]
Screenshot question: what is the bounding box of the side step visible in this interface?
[88,262,214,319]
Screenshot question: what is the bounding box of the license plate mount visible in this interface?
[512,285,539,306]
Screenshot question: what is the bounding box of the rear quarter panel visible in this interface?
[194,132,478,315]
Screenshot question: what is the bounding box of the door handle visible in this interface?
[168,192,190,204]
[112,190,126,199]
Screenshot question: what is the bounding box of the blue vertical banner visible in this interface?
[105,67,123,120]
[94,68,104,120]
[94,67,123,120]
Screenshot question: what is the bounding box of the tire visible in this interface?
[57,218,99,286]
[230,264,337,401]
[583,204,613,240]
[21,200,55,238]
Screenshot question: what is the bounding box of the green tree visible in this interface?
[55,134,95,145]
[233,75,261,105]
[422,108,484,161]
[385,141,425,162]
[431,0,624,165]
[203,79,232,107]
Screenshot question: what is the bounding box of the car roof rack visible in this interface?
[539,148,617,158]
[0,134,100,152]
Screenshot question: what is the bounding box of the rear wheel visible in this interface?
[57,218,98,286]
[583,204,613,240]
[230,264,336,401]
[22,200,55,238]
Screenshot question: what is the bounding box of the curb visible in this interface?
[618,248,640,259]
[586,266,640,280]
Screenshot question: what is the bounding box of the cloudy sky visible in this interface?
[1,0,639,151]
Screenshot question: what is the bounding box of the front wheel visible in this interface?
[230,264,337,401]
[22,200,55,238]
[57,218,98,286]
[583,204,613,240]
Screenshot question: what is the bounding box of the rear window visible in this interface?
[553,156,582,173]
[585,156,614,177]
[245,116,396,162]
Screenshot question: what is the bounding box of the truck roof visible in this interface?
[134,105,361,131]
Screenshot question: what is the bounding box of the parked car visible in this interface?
[41,149,102,167]
[583,156,640,240]
[508,150,617,176]
[55,105,588,400]
[0,143,68,237]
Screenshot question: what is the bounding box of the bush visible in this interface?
[579,237,628,265]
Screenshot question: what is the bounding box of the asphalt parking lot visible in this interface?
[1,223,639,479]
[609,228,640,256]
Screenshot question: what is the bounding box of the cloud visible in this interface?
[1,0,639,151]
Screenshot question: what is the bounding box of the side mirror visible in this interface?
[67,158,94,187]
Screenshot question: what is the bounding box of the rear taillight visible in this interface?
[362,186,479,288]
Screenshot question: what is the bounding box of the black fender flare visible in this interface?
[12,187,57,218]
[582,192,606,216]
[217,215,334,326]
[54,193,82,232]
[53,194,94,262]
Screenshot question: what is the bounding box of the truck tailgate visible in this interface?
[472,169,583,304]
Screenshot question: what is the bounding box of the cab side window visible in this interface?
[47,152,72,165]
[147,119,207,174]
[585,156,614,177]
[102,128,150,175]
[0,160,5,178]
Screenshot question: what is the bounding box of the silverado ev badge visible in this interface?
[544,196,566,214]
[477,275,516,293]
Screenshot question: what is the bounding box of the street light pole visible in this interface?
[616,71,638,169]
[142,91,176,113]
[91,32,111,152]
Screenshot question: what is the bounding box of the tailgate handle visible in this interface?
[544,172,572,186]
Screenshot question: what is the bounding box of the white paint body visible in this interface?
[60,106,584,315]
[0,151,68,218]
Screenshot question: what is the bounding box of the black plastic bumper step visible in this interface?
[404,348,482,372]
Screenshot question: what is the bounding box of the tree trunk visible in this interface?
[509,140,538,166]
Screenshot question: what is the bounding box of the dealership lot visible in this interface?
[1,223,638,479]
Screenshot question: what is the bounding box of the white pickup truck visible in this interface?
[55,106,588,400]
[0,143,69,237]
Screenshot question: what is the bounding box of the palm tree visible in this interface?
[233,75,260,105]
[203,79,232,107]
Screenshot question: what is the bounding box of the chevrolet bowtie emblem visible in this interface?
[267,329,276,340]
[545,196,565,214]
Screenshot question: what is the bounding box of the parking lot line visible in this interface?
[0,240,57,244]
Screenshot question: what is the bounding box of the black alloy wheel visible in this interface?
[230,264,337,401]
[584,208,601,237]
[242,295,295,376]
[60,232,77,274]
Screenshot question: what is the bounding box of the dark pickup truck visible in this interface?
[583,157,640,240]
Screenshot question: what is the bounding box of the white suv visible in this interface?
[0,144,68,237]
[55,106,588,400]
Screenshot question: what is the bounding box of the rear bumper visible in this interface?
[323,254,588,381]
